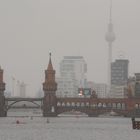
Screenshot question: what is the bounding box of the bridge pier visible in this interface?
[0,67,6,117]
[0,95,7,117]
[43,96,57,117]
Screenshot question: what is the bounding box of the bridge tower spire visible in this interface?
[43,53,57,117]
[0,67,6,117]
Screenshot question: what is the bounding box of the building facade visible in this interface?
[134,73,140,97]
[56,56,87,97]
[111,59,129,85]
[110,59,129,98]
[56,77,78,97]
[19,82,26,97]
[86,81,108,98]
[126,73,140,98]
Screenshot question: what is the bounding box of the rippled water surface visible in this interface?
[0,116,139,140]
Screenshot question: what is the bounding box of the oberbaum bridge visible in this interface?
[0,55,140,117]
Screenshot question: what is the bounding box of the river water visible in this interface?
[0,116,139,140]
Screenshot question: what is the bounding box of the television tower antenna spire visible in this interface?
[105,0,116,94]
[109,0,112,23]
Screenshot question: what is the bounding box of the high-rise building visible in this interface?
[60,56,87,87]
[111,59,129,85]
[125,73,140,98]
[56,77,78,97]
[110,59,129,98]
[134,73,140,97]
[56,56,87,97]
[36,88,44,98]
[19,82,26,97]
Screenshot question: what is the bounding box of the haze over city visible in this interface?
[0,0,140,96]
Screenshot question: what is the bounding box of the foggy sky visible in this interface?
[0,0,140,96]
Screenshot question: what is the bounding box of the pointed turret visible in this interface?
[47,53,53,71]
[43,53,57,92]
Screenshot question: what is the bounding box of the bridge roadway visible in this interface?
[5,97,43,102]
[3,97,140,117]
[56,97,140,117]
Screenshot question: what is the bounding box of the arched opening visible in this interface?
[72,102,75,107]
[86,102,89,107]
[91,104,97,108]
[76,102,80,107]
[62,102,65,106]
[112,103,117,109]
[122,103,126,110]
[98,103,102,108]
[135,104,139,109]
[81,102,85,107]
[58,109,88,117]
[66,102,70,106]
[7,101,42,117]
[117,103,121,109]
[57,102,61,106]
[103,103,106,108]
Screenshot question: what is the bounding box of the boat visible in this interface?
[131,117,140,129]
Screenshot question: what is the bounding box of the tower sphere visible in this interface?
[105,23,116,42]
[105,31,115,42]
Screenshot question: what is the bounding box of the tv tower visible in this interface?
[105,0,116,93]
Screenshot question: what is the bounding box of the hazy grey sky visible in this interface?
[0,0,140,96]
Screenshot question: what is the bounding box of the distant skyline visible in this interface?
[0,0,140,96]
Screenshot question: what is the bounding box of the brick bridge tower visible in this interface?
[0,66,6,117]
[43,53,57,117]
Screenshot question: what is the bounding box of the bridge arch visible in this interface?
[57,107,90,116]
[135,103,140,109]
[7,100,42,111]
